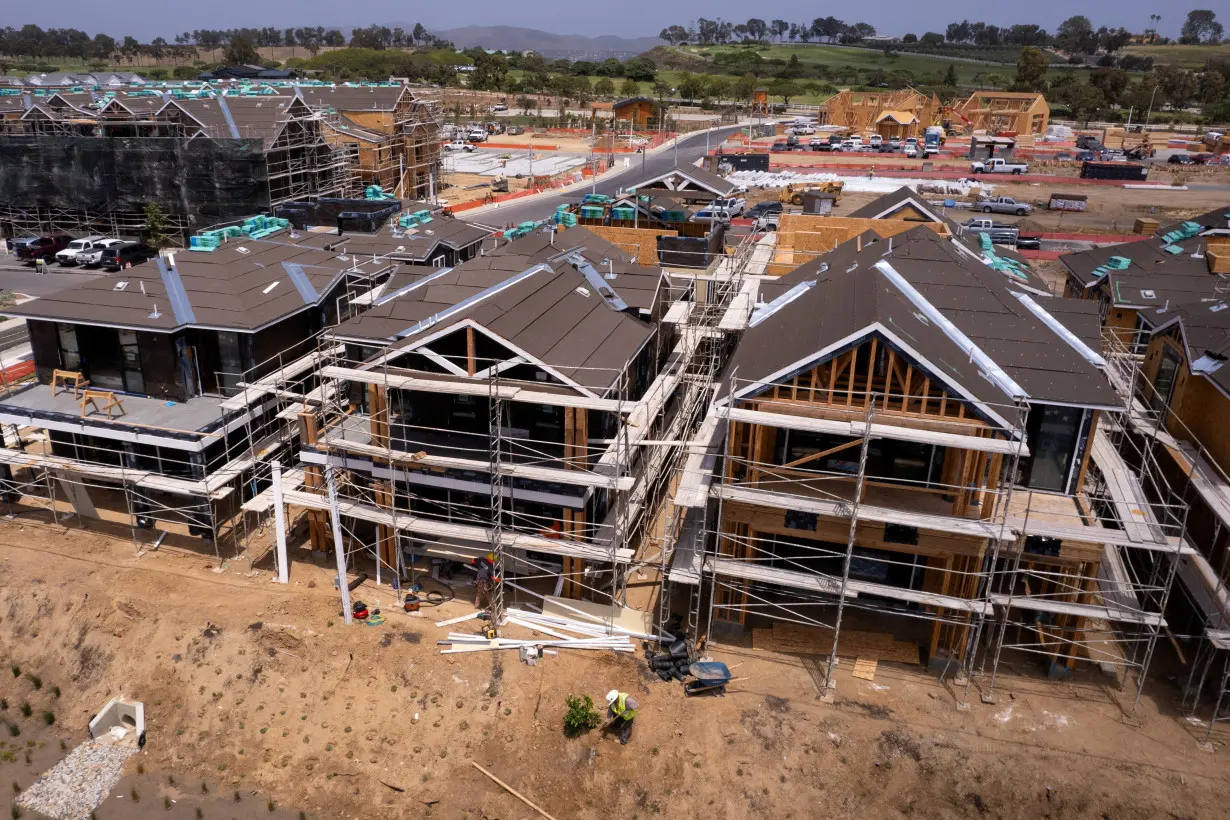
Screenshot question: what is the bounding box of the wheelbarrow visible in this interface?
[684,661,732,697]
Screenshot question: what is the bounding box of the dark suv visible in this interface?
[101,242,157,271]
[14,234,74,264]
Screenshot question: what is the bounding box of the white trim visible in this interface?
[416,345,469,377]
[869,195,944,224]
[1009,291,1107,368]
[875,259,1027,399]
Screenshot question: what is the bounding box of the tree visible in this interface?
[658,25,689,46]
[769,79,801,104]
[1156,65,1198,107]
[594,77,615,98]
[943,64,959,87]
[708,76,732,103]
[223,34,260,66]
[745,18,768,42]
[770,20,790,42]
[920,32,944,47]
[1066,84,1105,125]
[1013,46,1049,92]
[902,33,918,44]
[623,56,656,83]
[1097,27,1131,54]
[144,203,171,249]
[1181,10,1223,44]
[779,53,804,79]
[1056,16,1096,54]
[619,77,640,97]
[677,71,704,102]
[515,95,535,114]
[1090,68,1129,105]
[734,72,758,102]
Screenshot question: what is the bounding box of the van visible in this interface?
[101,242,156,271]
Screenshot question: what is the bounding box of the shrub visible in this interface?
[562,694,602,737]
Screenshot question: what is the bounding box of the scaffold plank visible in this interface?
[219,345,344,411]
[989,593,1165,627]
[282,488,632,563]
[674,411,724,508]
[712,483,1007,540]
[320,429,632,490]
[725,407,1026,457]
[0,447,230,499]
[320,365,623,412]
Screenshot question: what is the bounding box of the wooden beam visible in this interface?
[466,327,476,377]
[779,437,862,470]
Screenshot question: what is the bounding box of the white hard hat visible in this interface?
[605,689,619,706]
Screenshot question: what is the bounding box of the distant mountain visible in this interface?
[428,25,663,57]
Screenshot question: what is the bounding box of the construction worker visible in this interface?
[473,553,498,609]
[603,689,637,744]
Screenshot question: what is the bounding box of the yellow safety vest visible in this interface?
[611,693,636,721]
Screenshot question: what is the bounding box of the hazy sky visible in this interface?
[10,1,1196,41]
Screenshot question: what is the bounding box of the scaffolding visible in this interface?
[659,304,1190,714]
[1101,328,1230,740]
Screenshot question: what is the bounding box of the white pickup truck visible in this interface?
[970,157,1029,175]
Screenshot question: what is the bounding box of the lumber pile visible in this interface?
[752,623,920,665]
[436,608,652,654]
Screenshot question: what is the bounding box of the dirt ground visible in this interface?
[2,513,1229,820]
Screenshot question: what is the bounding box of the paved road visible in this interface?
[461,125,746,227]
[0,260,100,298]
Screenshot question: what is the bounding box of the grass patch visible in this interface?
[17,703,31,718]
[24,675,40,691]
[40,712,54,727]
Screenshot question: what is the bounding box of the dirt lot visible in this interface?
[2,513,1229,820]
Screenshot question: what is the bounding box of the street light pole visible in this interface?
[1145,84,1159,126]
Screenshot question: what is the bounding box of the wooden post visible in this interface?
[368,384,396,576]
[298,411,329,552]
[466,327,477,376]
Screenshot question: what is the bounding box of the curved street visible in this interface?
[460,124,748,227]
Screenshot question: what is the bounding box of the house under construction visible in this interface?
[0,83,441,242]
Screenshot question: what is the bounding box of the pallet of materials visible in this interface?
[1048,193,1087,211]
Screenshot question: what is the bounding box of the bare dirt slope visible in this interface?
[2,515,1228,820]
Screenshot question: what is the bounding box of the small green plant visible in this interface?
[299,812,307,820]
[25,675,40,691]
[40,712,54,727]
[563,694,602,737]
[17,703,31,718]
[12,804,22,819]
[130,787,140,803]
[7,723,19,738]
[164,795,172,810]
[11,781,19,794]
[49,687,59,699]
[234,790,242,802]
[267,798,276,812]
[10,665,19,678]
[137,763,145,775]
[195,809,204,820]
[201,782,208,794]
[167,775,175,786]
[1,698,8,710]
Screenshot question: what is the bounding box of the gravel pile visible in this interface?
[16,739,137,820]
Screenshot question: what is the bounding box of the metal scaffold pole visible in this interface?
[487,368,506,628]
[823,396,877,690]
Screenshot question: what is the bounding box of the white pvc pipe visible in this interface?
[271,460,289,584]
[325,468,353,625]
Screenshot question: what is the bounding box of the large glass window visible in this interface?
[216,332,244,393]
[1023,405,1085,493]
[57,324,80,370]
[119,330,144,394]
[1150,346,1181,415]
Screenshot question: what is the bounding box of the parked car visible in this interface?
[770,141,791,152]
[977,197,1033,216]
[76,237,125,267]
[466,127,487,143]
[689,208,736,224]
[888,136,901,148]
[1192,153,1216,165]
[868,134,883,148]
[745,201,783,220]
[1054,152,1073,161]
[491,103,508,112]
[904,137,918,148]
[1168,153,1196,165]
[15,234,74,264]
[903,145,918,158]
[444,139,476,153]
[1015,236,1042,250]
[710,197,746,217]
[970,158,1029,175]
[754,212,781,232]
[101,242,156,271]
[505,125,524,136]
[55,235,107,266]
